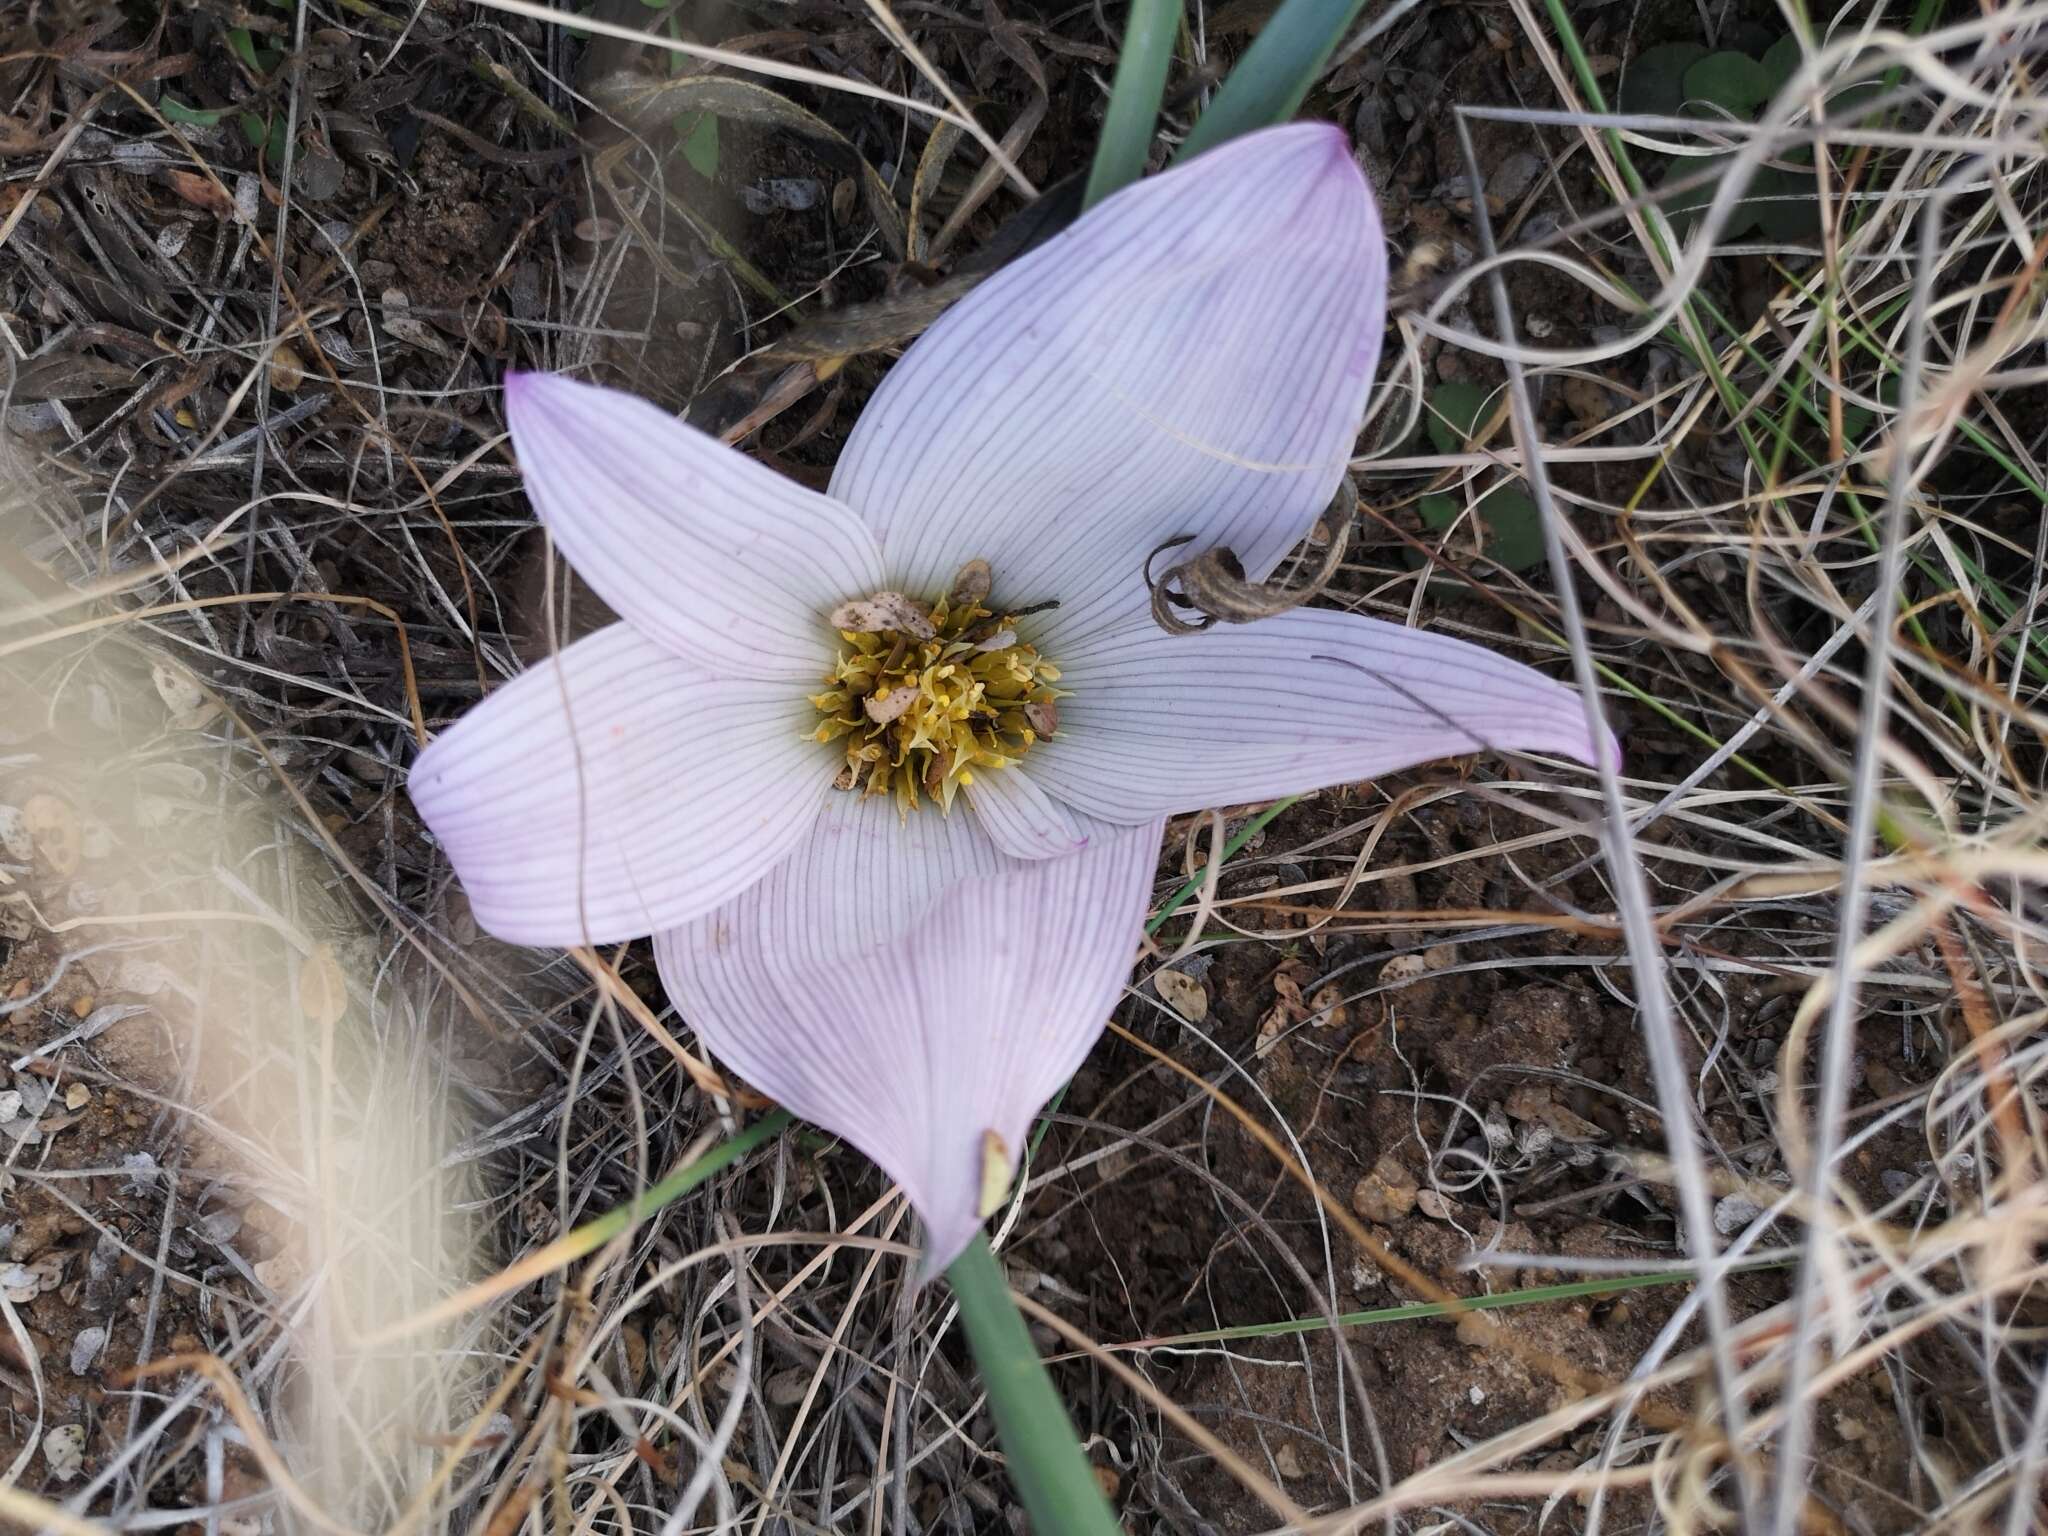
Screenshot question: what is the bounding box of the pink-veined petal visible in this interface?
[668,792,1007,967]
[505,372,886,679]
[1026,608,1613,821]
[964,766,1088,860]
[409,623,836,945]
[829,123,1384,654]
[655,796,1164,1272]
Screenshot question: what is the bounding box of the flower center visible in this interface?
[809,561,1062,812]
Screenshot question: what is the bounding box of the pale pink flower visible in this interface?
[410,124,1607,1270]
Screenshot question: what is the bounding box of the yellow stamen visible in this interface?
[809,567,1063,812]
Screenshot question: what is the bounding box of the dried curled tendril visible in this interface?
[811,561,1063,813]
[1146,474,1359,636]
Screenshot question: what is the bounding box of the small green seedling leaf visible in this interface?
[1618,42,1708,117]
[679,112,719,178]
[226,27,265,75]
[1471,486,1545,571]
[1758,33,1804,95]
[1410,486,1545,573]
[1683,51,1775,118]
[1824,80,1887,128]
[1654,153,1760,239]
[160,95,232,127]
[1838,375,1897,446]
[238,111,269,149]
[1749,164,1821,240]
[1425,381,1489,455]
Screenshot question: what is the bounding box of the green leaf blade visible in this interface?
[679,111,719,178]
[1173,0,1371,163]
[1085,0,1182,207]
[1424,381,1488,454]
[1618,41,1708,116]
[1682,50,1774,117]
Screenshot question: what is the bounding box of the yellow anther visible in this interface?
[978,1129,1012,1218]
[808,567,1063,811]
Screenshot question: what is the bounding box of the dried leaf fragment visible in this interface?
[862,687,919,726]
[44,1423,85,1482]
[1378,953,1428,985]
[1153,968,1208,1022]
[298,943,347,1027]
[978,1129,1012,1218]
[162,168,232,215]
[69,1326,105,1376]
[1255,1001,1290,1059]
[23,794,80,874]
[828,591,935,640]
[0,804,30,862]
[150,660,205,718]
[11,351,136,402]
[1148,476,1358,634]
[1308,983,1349,1029]
[947,559,992,607]
[3,1250,71,1302]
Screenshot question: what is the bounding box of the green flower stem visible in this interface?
[946,1233,1121,1536]
[1085,0,1183,208]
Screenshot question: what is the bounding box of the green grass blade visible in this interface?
[1131,1260,1793,1347]
[573,1106,794,1254]
[365,1107,796,1344]
[1144,794,1298,938]
[1085,0,1182,207]
[947,1235,1121,1535]
[1174,0,1370,162]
